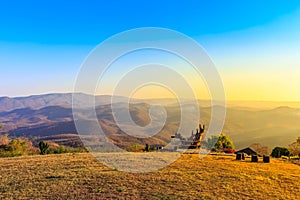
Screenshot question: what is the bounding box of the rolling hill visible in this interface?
[0,93,129,112]
[0,93,300,150]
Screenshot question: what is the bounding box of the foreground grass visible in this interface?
[0,153,299,199]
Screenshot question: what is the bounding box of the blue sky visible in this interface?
[1,1,300,100]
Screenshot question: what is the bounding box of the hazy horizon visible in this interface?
[2,92,300,110]
[2,91,300,102]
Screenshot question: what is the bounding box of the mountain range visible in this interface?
[0,93,300,150]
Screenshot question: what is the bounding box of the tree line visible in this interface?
[0,127,86,157]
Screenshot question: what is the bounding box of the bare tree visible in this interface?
[250,143,269,155]
[0,126,10,146]
[288,137,300,157]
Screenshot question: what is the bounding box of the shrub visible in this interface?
[203,134,235,151]
[271,147,290,158]
[0,138,37,157]
[52,145,71,154]
[126,144,144,152]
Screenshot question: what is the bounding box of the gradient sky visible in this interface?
[1,1,300,101]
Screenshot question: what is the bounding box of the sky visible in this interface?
[1,1,300,101]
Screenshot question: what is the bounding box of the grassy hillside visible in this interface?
[0,153,299,199]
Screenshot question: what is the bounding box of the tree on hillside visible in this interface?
[271,147,290,158]
[0,138,37,157]
[39,141,50,155]
[288,137,300,157]
[203,134,234,151]
[215,134,235,150]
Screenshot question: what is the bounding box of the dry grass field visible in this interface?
[0,153,299,199]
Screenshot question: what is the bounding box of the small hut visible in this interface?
[235,147,259,156]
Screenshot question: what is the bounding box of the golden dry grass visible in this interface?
[0,153,299,199]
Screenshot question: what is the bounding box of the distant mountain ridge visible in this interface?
[2,93,300,113]
[0,93,300,150]
[0,93,129,112]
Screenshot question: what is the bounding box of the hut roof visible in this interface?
[235,147,260,156]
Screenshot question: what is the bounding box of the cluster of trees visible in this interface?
[202,133,300,159]
[37,140,83,155]
[271,137,300,158]
[202,133,235,153]
[201,134,300,159]
[0,127,85,157]
[0,134,37,157]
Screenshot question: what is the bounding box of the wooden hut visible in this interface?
[235,147,260,156]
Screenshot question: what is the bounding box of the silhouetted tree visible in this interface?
[145,143,149,152]
[271,147,290,158]
[39,141,49,155]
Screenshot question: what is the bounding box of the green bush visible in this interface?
[0,139,37,157]
[271,147,290,158]
[51,145,71,154]
[0,136,85,157]
[203,134,234,151]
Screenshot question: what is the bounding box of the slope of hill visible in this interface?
[222,106,300,149]
[0,93,300,150]
[0,153,299,199]
[0,103,172,148]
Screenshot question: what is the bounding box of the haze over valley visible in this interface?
[1,93,299,150]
